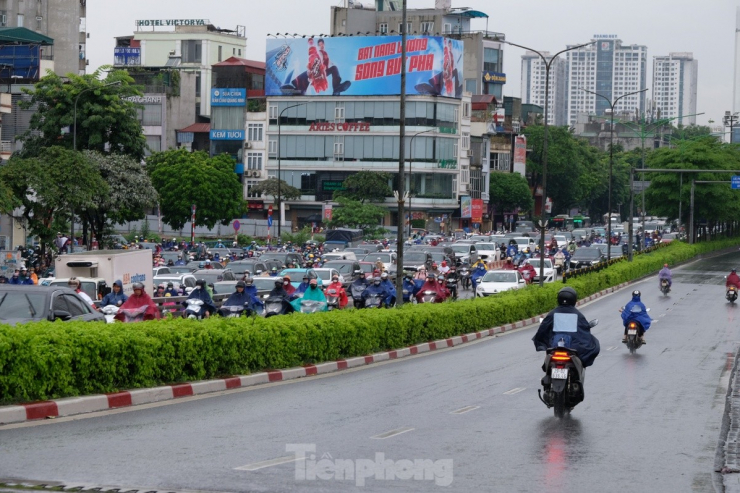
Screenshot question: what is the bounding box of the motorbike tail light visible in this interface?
[628,322,637,329]
[551,351,571,362]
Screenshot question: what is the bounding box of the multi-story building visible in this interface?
[114,20,246,117]
[566,35,647,125]
[652,52,698,126]
[0,0,85,76]
[520,51,567,126]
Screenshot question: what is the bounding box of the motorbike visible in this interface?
[728,285,738,303]
[459,267,471,290]
[299,299,327,313]
[100,305,119,324]
[538,319,598,418]
[624,320,645,354]
[118,305,149,323]
[325,288,340,310]
[445,277,458,300]
[363,293,384,309]
[264,295,290,317]
[219,304,251,318]
[183,299,206,319]
[350,283,367,308]
[418,289,439,304]
[660,279,671,295]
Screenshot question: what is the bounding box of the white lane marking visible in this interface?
[607,346,618,351]
[371,427,415,439]
[234,455,303,471]
[659,314,666,318]
[503,387,526,395]
[450,405,480,415]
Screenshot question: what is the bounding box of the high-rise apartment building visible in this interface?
[520,51,567,126]
[565,35,647,125]
[652,52,697,125]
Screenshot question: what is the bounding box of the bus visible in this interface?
[549,214,574,230]
[572,215,591,229]
[602,213,620,226]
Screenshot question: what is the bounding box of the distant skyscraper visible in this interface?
[520,51,567,126]
[652,53,698,125]
[565,35,648,125]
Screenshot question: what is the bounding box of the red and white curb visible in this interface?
[0,281,631,426]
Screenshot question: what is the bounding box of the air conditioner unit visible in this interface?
[246,170,254,177]
[466,149,473,157]
[253,170,261,178]
[244,142,252,149]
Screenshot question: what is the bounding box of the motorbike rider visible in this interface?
[326,274,349,308]
[380,271,396,306]
[270,267,279,277]
[470,262,487,291]
[445,265,459,300]
[101,279,128,307]
[67,278,96,308]
[658,263,673,290]
[518,261,537,284]
[115,282,160,321]
[164,282,179,297]
[553,249,566,273]
[266,279,295,314]
[243,277,260,299]
[291,278,328,312]
[501,257,517,270]
[363,276,389,307]
[414,266,428,281]
[204,259,213,270]
[727,269,740,290]
[219,280,262,316]
[281,275,297,297]
[415,273,447,303]
[429,262,440,277]
[402,273,420,302]
[506,240,518,258]
[437,274,450,299]
[439,261,450,275]
[295,274,311,296]
[567,240,577,255]
[184,279,217,318]
[621,290,652,344]
[532,287,600,390]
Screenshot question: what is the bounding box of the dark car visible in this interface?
[569,247,606,270]
[186,260,225,270]
[228,260,269,278]
[0,285,105,325]
[402,251,432,271]
[259,252,304,269]
[322,260,362,287]
[192,269,236,284]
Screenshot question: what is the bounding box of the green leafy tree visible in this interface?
[147,149,243,230]
[0,147,106,251]
[18,67,146,160]
[488,172,534,214]
[248,177,301,201]
[644,137,740,225]
[77,151,159,245]
[333,171,392,203]
[327,197,386,235]
[281,226,313,245]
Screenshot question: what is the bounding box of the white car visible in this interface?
[475,270,526,297]
[313,268,346,286]
[525,258,556,283]
[475,242,502,262]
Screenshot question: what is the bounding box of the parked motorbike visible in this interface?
[183,299,205,319]
[118,305,149,323]
[660,279,671,295]
[538,319,598,418]
[100,305,119,324]
[728,285,738,303]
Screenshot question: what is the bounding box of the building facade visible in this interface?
[114,21,246,117]
[520,51,567,126]
[566,35,647,125]
[652,52,698,126]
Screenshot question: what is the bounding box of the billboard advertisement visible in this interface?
[266,36,464,98]
[211,88,246,107]
[471,199,483,223]
[514,135,527,175]
[460,196,472,219]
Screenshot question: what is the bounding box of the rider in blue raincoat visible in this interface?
[621,290,652,343]
[402,274,421,302]
[362,276,390,307]
[506,241,518,259]
[470,263,488,290]
[220,280,263,316]
[295,275,311,296]
[380,272,396,306]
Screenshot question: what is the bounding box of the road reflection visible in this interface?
[536,415,584,490]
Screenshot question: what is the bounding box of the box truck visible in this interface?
[52,249,154,296]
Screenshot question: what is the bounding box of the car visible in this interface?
[0,285,105,324]
[592,227,607,237]
[186,260,225,270]
[153,273,197,292]
[525,257,556,283]
[322,251,358,262]
[402,251,433,271]
[594,243,623,260]
[212,280,239,296]
[138,242,158,251]
[358,261,377,278]
[279,268,324,288]
[569,247,606,269]
[191,269,237,285]
[475,270,526,297]
[321,260,362,287]
[49,277,108,302]
[449,242,479,265]
[513,237,536,250]
[553,235,569,247]
[313,268,345,286]
[345,247,376,256]
[159,252,182,265]
[259,252,305,269]
[362,252,397,273]
[252,276,280,297]
[571,229,589,241]
[469,235,493,243]
[228,260,269,278]
[475,242,501,262]
[166,266,197,275]
[153,266,172,276]
[660,233,677,244]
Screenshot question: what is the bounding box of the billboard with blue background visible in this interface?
[266,36,463,99]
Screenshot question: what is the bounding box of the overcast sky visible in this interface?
[88,0,737,127]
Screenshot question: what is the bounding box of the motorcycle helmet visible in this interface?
[332,275,339,282]
[67,277,80,288]
[167,282,173,288]
[271,267,278,273]
[274,279,283,288]
[236,281,246,289]
[632,290,641,300]
[373,276,381,285]
[381,272,388,280]
[132,282,145,291]
[733,269,737,274]
[196,279,206,288]
[437,274,445,281]
[426,273,435,280]
[557,287,578,306]
[245,277,254,286]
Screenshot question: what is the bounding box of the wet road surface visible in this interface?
[2,252,739,492]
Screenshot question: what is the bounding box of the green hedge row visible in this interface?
[1,238,738,403]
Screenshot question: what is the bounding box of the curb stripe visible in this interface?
[337,360,348,370]
[171,384,194,398]
[106,392,132,408]
[224,377,241,389]
[267,371,283,382]
[24,401,58,420]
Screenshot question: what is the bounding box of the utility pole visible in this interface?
[394,0,408,306]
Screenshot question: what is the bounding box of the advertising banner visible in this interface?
[210,129,245,141]
[460,196,472,219]
[211,88,246,107]
[266,36,464,98]
[471,199,483,223]
[514,135,527,175]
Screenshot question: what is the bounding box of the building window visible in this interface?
[144,135,161,156]
[246,152,263,170]
[453,143,458,158]
[443,23,451,34]
[398,22,411,34]
[463,102,470,118]
[454,108,459,123]
[334,136,344,157]
[483,48,501,73]
[268,139,277,156]
[182,40,202,63]
[379,23,388,34]
[248,123,263,142]
[16,14,23,27]
[421,21,434,33]
[245,180,262,198]
[335,106,345,121]
[465,79,476,93]
[269,105,278,122]
[218,45,222,62]
[238,49,242,56]
[461,132,470,150]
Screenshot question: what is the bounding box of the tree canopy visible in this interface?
[488,172,533,214]
[333,171,392,203]
[327,197,386,235]
[18,67,147,160]
[147,149,244,230]
[248,177,301,202]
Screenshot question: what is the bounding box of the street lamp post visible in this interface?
[71,79,121,246]
[499,39,595,287]
[407,128,435,237]
[578,87,648,261]
[277,102,307,240]
[395,0,408,306]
